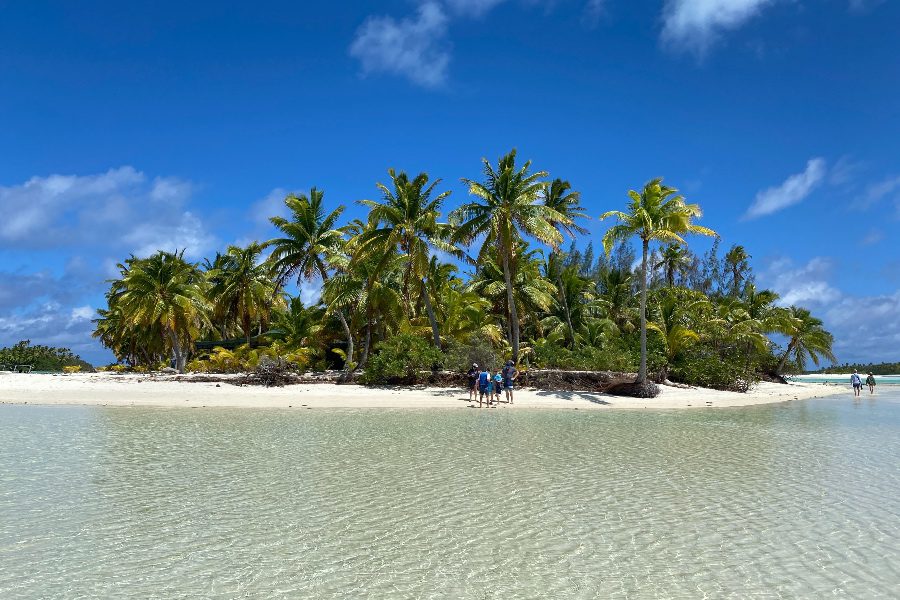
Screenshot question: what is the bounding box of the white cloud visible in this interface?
[745,158,826,219]
[661,0,777,56]
[861,229,883,246]
[349,2,450,88]
[0,166,215,257]
[444,0,508,17]
[766,257,841,308]
[856,175,900,210]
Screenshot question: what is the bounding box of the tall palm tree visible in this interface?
[452,149,569,363]
[776,306,836,374]
[724,245,752,297]
[653,243,691,287]
[114,250,210,372]
[208,242,282,346]
[600,178,717,386]
[355,169,456,348]
[541,178,589,347]
[266,188,355,373]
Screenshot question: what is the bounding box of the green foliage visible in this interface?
[443,334,502,373]
[0,340,92,372]
[187,343,311,374]
[811,361,900,375]
[670,348,757,392]
[362,334,443,384]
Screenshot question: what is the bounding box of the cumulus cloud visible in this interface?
[661,0,777,56]
[0,166,215,257]
[0,302,100,358]
[745,158,827,219]
[760,257,900,364]
[349,2,451,88]
[765,257,842,308]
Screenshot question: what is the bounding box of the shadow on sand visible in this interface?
[535,390,611,405]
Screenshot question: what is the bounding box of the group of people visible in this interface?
[466,361,519,408]
[850,370,877,397]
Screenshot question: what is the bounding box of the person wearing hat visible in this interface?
[866,372,876,394]
[501,360,519,404]
[467,363,479,402]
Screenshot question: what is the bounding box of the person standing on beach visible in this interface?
[850,370,862,397]
[467,363,479,402]
[493,370,503,406]
[866,372,876,394]
[478,366,490,408]
[502,360,519,404]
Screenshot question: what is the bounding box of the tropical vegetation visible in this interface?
[0,340,92,372]
[92,150,836,393]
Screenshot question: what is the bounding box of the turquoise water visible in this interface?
[791,375,900,384]
[2,392,899,598]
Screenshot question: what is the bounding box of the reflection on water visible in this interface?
[1,392,899,598]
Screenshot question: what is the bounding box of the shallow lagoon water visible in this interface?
[2,391,899,598]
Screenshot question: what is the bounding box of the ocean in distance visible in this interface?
[2,391,898,599]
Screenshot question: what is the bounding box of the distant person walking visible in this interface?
[866,372,876,394]
[502,360,519,404]
[467,363,479,402]
[850,370,862,397]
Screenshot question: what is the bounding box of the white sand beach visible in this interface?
[0,372,848,410]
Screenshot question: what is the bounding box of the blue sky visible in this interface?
[1,0,898,365]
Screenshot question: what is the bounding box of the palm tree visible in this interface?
[453,149,569,363]
[208,242,282,346]
[600,179,717,386]
[653,243,691,287]
[724,245,751,297]
[541,178,589,347]
[355,169,456,348]
[776,307,836,374]
[266,188,356,373]
[114,250,210,372]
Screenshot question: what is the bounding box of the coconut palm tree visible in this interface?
[452,149,568,363]
[355,169,457,348]
[114,250,210,372]
[600,178,717,387]
[266,188,356,373]
[653,243,691,287]
[776,307,836,374]
[724,244,752,297]
[541,178,589,347]
[208,242,283,346]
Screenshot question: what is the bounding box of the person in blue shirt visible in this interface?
[493,371,503,405]
[478,367,491,408]
[850,370,862,397]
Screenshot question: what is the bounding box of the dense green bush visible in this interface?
[362,334,443,384]
[670,348,756,392]
[443,335,502,373]
[0,340,92,372]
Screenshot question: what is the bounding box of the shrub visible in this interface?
[670,349,757,392]
[363,334,443,384]
[443,335,501,374]
[62,365,82,374]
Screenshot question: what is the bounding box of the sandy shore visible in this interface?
[0,371,848,410]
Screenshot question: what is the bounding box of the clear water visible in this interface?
[2,392,899,599]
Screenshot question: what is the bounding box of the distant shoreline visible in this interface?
[0,372,848,410]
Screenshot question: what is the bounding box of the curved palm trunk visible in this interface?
[638,239,649,384]
[557,274,576,348]
[421,280,441,349]
[775,339,796,374]
[167,327,185,373]
[501,250,520,363]
[320,271,354,376]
